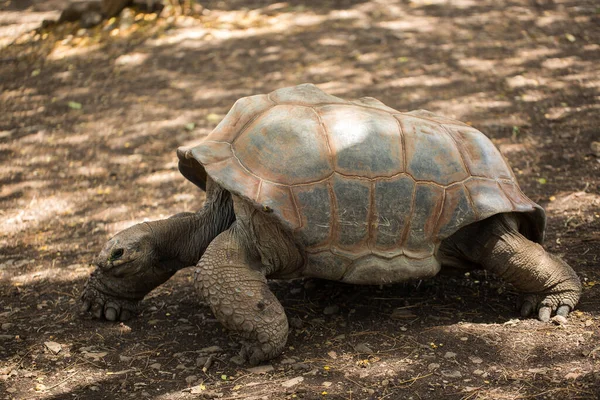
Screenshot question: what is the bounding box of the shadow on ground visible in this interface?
[0,0,599,399]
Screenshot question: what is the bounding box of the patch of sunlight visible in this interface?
[317,37,348,47]
[193,87,252,102]
[329,8,368,20]
[1,196,75,235]
[388,75,456,88]
[0,180,49,199]
[47,43,102,61]
[10,264,93,285]
[127,112,197,133]
[107,218,149,234]
[504,47,561,67]
[174,193,197,203]
[408,0,478,8]
[497,143,531,155]
[562,72,600,89]
[104,154,143,166]
[519,90,548,102]
[457,58,498,73]
[54,86,91,98]
[54,133,91,145]
[306,61,358,78]
[427,93,519,121]
[0,87,37,99]
[377,18,436,33]
[541,57,579,70]
[73,165,108,177]
[115,52,149,67]
[535,13,563,28]
[149,11,327,48]
[505,75,540,89]
[91,205,131,222]
[137,170,181,185]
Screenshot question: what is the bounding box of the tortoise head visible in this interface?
[93,222,158,278]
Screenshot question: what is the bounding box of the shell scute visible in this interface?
[436,184,478,240]
[319,105,403,178]
[256,182,301,230]
[233,105,332,185]
[465,179,513,221]
[445,125,514,179]
[332,175,371,251]
[403,183,445,258]
[372,175,414,251]
[209,94,274,143]
[398,115,469,185]
[292,182,332,248]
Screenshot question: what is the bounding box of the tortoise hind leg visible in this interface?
[194,224,288,365]
[441,213,581,321]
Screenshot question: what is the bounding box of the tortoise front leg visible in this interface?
[194,226,288,365]
[447,213,581,321]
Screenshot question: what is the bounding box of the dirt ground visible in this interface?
[1,0,599,399]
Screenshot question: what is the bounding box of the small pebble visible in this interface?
[149,363,161,370]
[444,352,456,359]
[469,356,483,364]
[246,364,274,374]
[428,363,440,371]
[292,362,311,371]
[552,315,568,325]
[1,323,14,331]
[441,370,462,378]
[44,341,62,354]
[196,356,208,367]
[591,141,600,157]
[354,343,374,354]
[199,345,222,354]
[230,355,245,366]
[323,305,339,315]
[281,376,304,388]
[289,317,303,329]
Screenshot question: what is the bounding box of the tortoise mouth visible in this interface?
[94,257,139,278]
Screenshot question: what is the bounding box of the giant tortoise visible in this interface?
[81,84,581,364]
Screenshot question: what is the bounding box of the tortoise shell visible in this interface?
[178,84,545,283]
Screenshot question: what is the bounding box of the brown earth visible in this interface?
[1,0,599,399]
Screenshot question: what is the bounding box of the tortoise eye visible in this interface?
[110,248,124,260]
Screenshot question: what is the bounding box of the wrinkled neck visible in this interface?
[146,185,235,270]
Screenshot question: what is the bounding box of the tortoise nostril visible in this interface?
[110,248,124,260]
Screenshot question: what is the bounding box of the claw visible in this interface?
[105,307,118,321]
[556,305,570,317]
[538,306,551,322]
[520,301,534,317]
[104,302,121,321]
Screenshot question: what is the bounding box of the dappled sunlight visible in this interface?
[545,191,600,216]
[10,264,93,286]
[114,52,149,67]
[1,196,76,235]
[0,0,598,398]
[136,170,181,185]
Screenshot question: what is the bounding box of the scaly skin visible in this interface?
[194,226,289,365]
[441,213,581,321]
[81,180,234,321]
